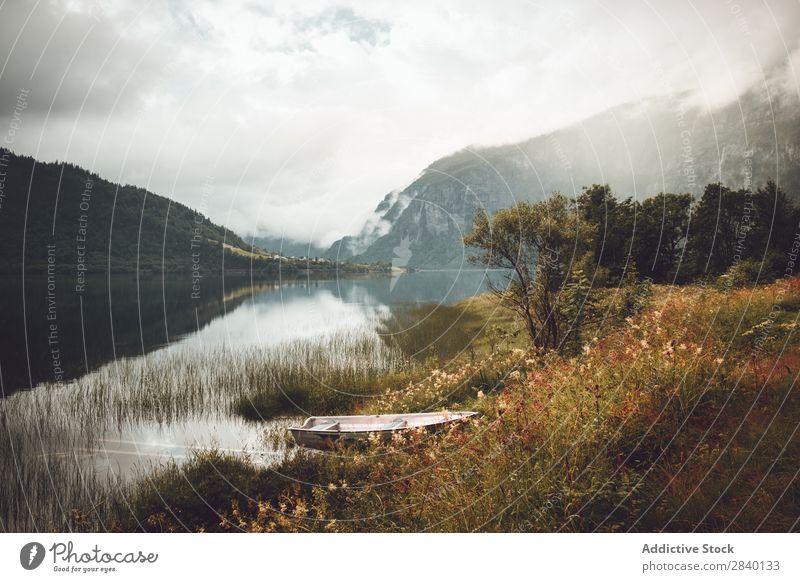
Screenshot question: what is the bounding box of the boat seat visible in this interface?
[310,420,340,431]
[383,419,407,430]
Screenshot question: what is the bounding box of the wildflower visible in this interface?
[640,339,649,349]
[327,483,337,491]
[582,345,591,355]
[477,390,485,399]
[293,499,309,518]
[715,357,724,365]
[512,348,525,357]
[678,343,687,351]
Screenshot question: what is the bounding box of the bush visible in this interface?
[120,450,285,532]
[716,257,778,289]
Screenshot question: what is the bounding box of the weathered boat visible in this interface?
[289,411,477,450]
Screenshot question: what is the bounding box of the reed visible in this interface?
[10,279,799,533]
[231,334,410,420]
[120,279,800,533]
[0,330,403,531]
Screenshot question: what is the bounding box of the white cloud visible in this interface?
[1,0,798,245]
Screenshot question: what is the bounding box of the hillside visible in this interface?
[0,149,370,275]
[250,235,327,261]
[327,81,800,269]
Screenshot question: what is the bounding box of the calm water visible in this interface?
[0,270,492,481]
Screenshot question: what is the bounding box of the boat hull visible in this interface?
[289,411,476,450]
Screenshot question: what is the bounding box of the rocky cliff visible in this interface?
[327,80,800,268]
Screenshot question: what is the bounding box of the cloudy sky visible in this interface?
[1,0,798,245]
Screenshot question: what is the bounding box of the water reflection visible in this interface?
[0,269,493,529]
[86,418,289,477]
[0,270,492,395]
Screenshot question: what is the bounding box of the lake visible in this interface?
[0,269,494,530]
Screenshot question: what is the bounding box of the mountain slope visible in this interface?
[0,149,262,273]
[328,82,800,269]
[250,235,327,260]
[0,150,333,274]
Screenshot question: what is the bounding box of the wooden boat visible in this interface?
[289,411,477,450]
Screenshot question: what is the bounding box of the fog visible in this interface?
[1,0,798,244]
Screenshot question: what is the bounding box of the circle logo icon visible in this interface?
[20,542,46,570]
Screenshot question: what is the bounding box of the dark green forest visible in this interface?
[0,149,370,275]
[575,181,799,284]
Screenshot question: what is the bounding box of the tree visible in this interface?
[464,194,595,350]
[560,268,601,354]
[750,180,799,263]
[577,184,635,282]
[633,193,692,281]
[686,183,748,276]
[686,181,799,278]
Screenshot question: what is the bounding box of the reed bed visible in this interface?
[0,329,404,531]
[120,280,800,533]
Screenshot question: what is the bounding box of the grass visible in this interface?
[121,450,285,532]
[5,277,799,532]
[378,298,525,364]
[0,330,403,531]
[231,335,411,420]
[113,278,800,532]
[223,241,270,259]
[233,298,524,420]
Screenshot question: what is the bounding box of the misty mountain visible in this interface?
[327,81,800,269]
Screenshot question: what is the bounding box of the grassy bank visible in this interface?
[113,277,800,532]
[235,299,526,419]
[0,330,402,531]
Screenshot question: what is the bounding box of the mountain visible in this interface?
[327,82,800,269]
[325,189,413,261]
[0,150,363,275]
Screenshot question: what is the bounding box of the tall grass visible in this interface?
[0,330,403,531]
[232,334,409,420]
[11,279,798,533]
[378,299,524,364]
[121,279,800,532]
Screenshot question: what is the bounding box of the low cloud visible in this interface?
[1,0,798,245]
